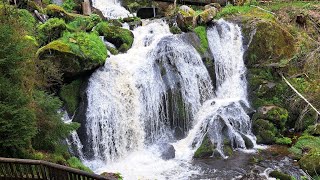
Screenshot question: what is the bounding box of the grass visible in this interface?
[67,157,92,173]
[193,26,208,54]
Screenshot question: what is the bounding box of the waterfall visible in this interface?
[91,0,130,19]
[84,19,214,165]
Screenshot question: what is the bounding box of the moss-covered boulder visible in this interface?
[37,18,67,45]
[252,119,277,144]
[253,106,289,131]
[37,32,107,78]
[45,4,84,21]
[194,135,214,158]
[244,19,295,67]
[67,14,102,32]
[299,148,320,176]
[95,22,134,52]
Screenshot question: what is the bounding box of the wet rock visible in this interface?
[159,143,175,160]
[137,7,158,19]
[241,134,254,149]
[194,135,214,158]
[269,170,292,180]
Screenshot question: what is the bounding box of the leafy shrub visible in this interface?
[67,157,92,173]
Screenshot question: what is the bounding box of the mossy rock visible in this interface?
[193,26,208,54]
[59,79,82,114]
[299,148,320,176]
[252,119,277,144]
[253,106,289,131]
[194,135,214,158]
[245,19,295,67]
[197,7,217,25]
[37,18,67,45]
[37,32,107,78]
[95,22,134,52]
[67,14,102,32]
[289,135,320,159]
[45,4,84,22]
[269,170,293,180]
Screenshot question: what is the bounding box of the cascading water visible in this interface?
[91,0,130,19]
[67,0,256,178]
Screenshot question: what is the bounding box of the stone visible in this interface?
[197,7,217,25]
[82,0,91,16]
[159,143,175,160]
[205,3,221,11]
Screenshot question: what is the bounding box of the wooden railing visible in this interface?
[0,157,109,180]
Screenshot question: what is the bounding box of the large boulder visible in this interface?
[253,106,289,131]
[252,119,277,144]
[37,32,107,79]
[243,19,295,67]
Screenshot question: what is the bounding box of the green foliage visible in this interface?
[67,157,92,173]
[62,0,76,12]
[32,90,80,152]
[95,22,134,52]
[275,137,292,145]
[37,18,67,45]
[60,79,82,114]
[67,14,102,32]
[17,9,36,33]
[193,26,208,54]
[299,148,320,176]
[216,4,252,19]
[0,13,37,157]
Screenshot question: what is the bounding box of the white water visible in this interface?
[66,0,256,178]
[91,0,130,19]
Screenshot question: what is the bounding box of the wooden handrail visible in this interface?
[0,157,109,180]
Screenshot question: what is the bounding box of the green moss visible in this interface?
[17,9,36,33]
[37,18,67,45]
[269,170,293,180]
[37,32,107,77]
[252,119,277,144]
[170,26,182,34]
[67,14,102,32]
[107,46,119,55]
[194,135,214,158]
[46,4,84,22]
[62,0,76,12]
[60,79,82,114]
[216,4,253,19]
[298,148,320,176]
[193,26,208,54]
[95,22,134,52]
[67,157,92,173]
[289,135,320,159]
[246,20,295,67]
[275,137,292,145]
